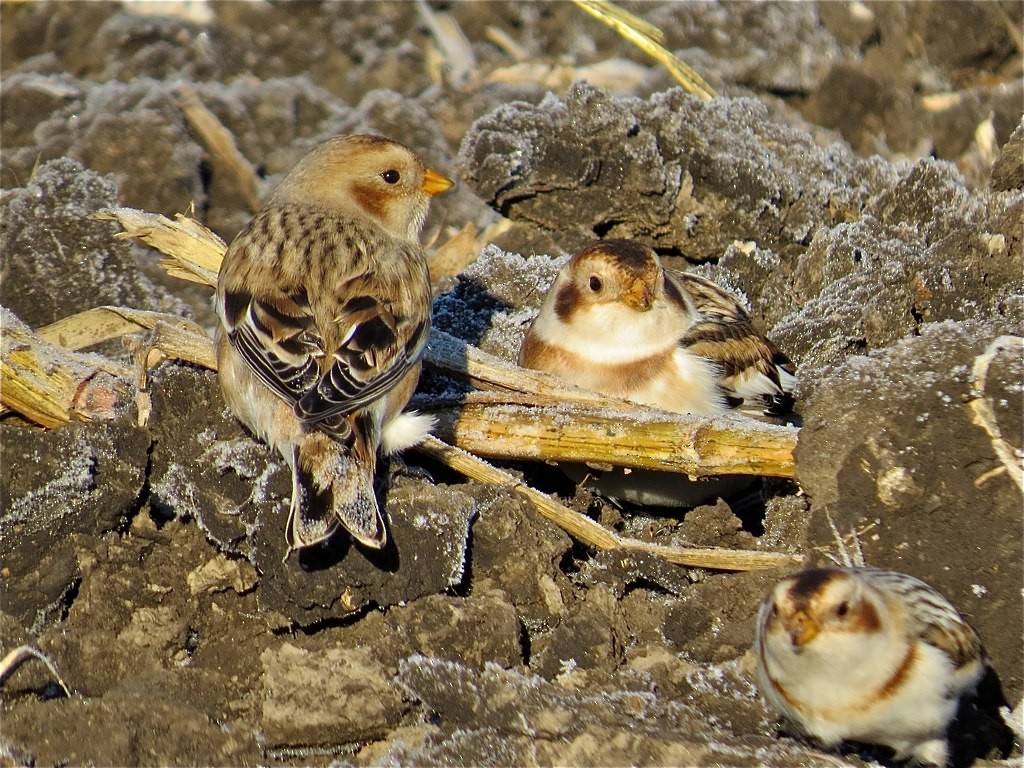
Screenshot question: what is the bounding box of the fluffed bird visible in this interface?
[755,567,987,766]
[518,239,796,417]
[215,134,453,551]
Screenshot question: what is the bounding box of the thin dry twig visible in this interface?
[572,0,717,100]
[416,0,476,87]
[0,645,72,697]
[991,1,1024,55]
[176,84,263,214]
[417,435,801,571]
[484,59,650,94]
[484,25,531,62]
[967,335,1024,493]
[821,510,870,568]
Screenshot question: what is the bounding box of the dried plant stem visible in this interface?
[0,645,72,697]
[427,222,482,287]
[1,307,130,427]
[428,394,796,478]
[422,330,797,478]
[37,306,215,368]
[417,435,800,571]
[416,0,476,86]
[967,335,1024,493]
[176,85,263,214]
[572,0,717,100]
[484,25,530,62]
[93,208,224,287]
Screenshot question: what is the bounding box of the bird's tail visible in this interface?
[286,431,386,551]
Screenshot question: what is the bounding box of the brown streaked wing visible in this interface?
[226,288,323,407]
[295,309,429,424]
[681,320,779,380]
[862,568,984,671]
[920,620,984,670]
[672,271,752,324]
[669,270,792,401]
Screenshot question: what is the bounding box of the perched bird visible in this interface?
[518,239,796,417]
[755,567,987,766]
[215,134,453,551]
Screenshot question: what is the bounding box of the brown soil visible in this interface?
[2,2,1021,766]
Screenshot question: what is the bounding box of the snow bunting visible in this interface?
[215,134,453,551]
[518,239,796,416]
[755,567,987,766]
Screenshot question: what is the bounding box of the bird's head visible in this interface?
[270,134,453,241]
[552,239,663,325]
[762,568,884,653]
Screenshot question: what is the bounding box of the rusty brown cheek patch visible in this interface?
[849,599,882,633]
[351,181,388,223]
[553,283,581,321]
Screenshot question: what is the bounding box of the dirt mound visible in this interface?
[2,3,1021,765]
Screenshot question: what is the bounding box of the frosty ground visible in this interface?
[2,2,1022,766]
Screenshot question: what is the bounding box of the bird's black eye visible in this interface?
[836,601,849,618]
[589,276,602,292]
[381,169,401,184]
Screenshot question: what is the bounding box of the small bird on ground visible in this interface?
[518,239,796,417]
[755,567,987,767]
[215,134,453,551]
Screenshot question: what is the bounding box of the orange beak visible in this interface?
[789,610,820,647]
[422,169,454,196]
[623,278,653,312]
